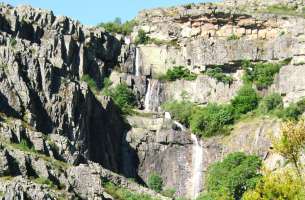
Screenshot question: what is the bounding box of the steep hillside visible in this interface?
[0,0,305,200]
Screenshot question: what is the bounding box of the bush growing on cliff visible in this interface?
[265,4,304,17]
[199,152,262,200]
[160,66,197,81]
[81,74,99,92]
[275,98,305,120]
[190,103,234,137]
[205,67,234,84]
[103,181,158,200]
[242,60,288,90]
[272,119,305,177]
[135,29,150,45]
[258,93,283,114]
[98,18,137,35]
[231,85,260,117]
[242,169,305,200]
[110,83,136,114]
[148,173,163,192]
[227,34,240,41]
[162,100,196,127]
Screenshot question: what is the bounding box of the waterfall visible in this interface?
[174,120,186,132]
[144,79,161,112]
[191,134,204,199]
[135,48,140,76]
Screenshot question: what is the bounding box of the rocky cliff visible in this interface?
[0,0,305,199]
[0,3,168,199]
[116,0,305,198]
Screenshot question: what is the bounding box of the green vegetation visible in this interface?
[161,100,196,127]
[199,152,262,200]
[231,85,260,117]
[272,119,305,177]
[265,4,305,17]
[205,67,234,84]
[159,66,197,81]
[103,181,159,200]
[147,173,164,193]
[184,3,193,9]
[242,169,305,200]
[190,104,234,137]
[163,85,260,138]
[101,77,112,96]
[242,60,290,90]
[161,188,176,198]
[81,74,99,92]
[258,93,283,114]
[33,177,55,188]
[275,98,305,120]
[12,139,35,153]
[135,30,179,47]
[242,61,277,89]
[135,29,150,45]
[109,83,137,114]
[227,34,240,41]
[9,37,17,47]
[81,75,137,114]
[98,17,137,35]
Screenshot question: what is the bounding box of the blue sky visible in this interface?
[2,0,216,25]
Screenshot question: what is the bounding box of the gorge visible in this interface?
[0,0,305,199]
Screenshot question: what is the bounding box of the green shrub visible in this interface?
[33,177,55,188]
[103,182,158,200]
[9,37,17,47]
[148,38,179,47]
[162,100,196,127]
[135,29,150,45]
[275,98,305,120]
[200,152,262,200]
[198,188,234,200]
[147,173,163,192]
[110,83,136,114]
[98,18,137,35]
[227,34,240,41]
[242,170,305,200]
[265,4,302,16]
[205,67,234,84]
[231,85,260,117]
[81,74,98,92]
[184,4,193,9]
[161,188,176,198]
[190,104,234,137]
[242,60,284,90]
[258,93,283,114]
[101,77,113,96]
[13,139,35,153]
[160,66,197,81]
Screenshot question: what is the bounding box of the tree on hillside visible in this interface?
[272,119,305,178]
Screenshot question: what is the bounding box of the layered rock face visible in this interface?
[0,3,153,199]
[117,0,305,109]
[116,0,305,198]
[0,3,125,168]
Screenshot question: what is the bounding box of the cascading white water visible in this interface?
[135,48,140,76]
[144,79,161,112]
[144,79,152,111]
[174,120,186,132]
[191,134,204,199]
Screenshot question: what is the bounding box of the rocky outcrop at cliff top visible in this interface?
[116,0,305,109]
